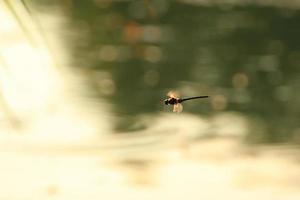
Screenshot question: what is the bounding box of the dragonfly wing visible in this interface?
[167,90,180,98]
[173,103,183,113]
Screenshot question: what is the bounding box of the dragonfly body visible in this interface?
[164,91,209,113]
[164,97,180,105]
[164,96,209,105]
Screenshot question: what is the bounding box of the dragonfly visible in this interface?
[164,91,209,113]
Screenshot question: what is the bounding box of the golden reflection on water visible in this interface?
[0,1,300,200]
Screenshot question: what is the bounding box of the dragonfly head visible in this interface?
[164,99,169,105]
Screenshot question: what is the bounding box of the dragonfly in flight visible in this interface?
[164,91,209,113]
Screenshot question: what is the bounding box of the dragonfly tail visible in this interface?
[180,96,209,102]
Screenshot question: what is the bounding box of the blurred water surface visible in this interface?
[0,0,300,199]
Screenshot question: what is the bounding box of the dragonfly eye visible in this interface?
[164,99,169,105]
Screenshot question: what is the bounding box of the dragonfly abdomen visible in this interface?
[180,96,209,102]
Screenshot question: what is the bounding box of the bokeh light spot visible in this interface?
[99,45,118,62]
[144,46,162,63]
[232,72,249,89]
[211,95,228,111]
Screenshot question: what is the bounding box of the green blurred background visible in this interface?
[26,0,300,143]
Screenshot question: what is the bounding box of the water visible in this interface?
[0,0,300,199]
[63,0,300,142]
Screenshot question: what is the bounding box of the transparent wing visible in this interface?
[167,90,180,98]
[173,103,183,113]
